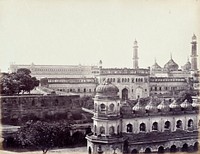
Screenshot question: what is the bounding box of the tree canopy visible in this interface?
[0,68,39,95]
[15,120,70,154]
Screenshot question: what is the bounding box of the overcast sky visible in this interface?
[0,0,200,72]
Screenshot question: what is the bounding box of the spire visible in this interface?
[170,52,172,60]
[133,39,139,69]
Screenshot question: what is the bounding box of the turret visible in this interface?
[133,40,139,69]
[191,34,198,70]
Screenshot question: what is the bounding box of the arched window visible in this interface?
[176,120,182,129]
[94,125,97,134]
[188,119,194,129]
[164,121,171,130]
[127,124,133,133]
[100,103,106,111]
[94,103,97,112]
[109,126,115,135]
[109,103,114,112]
[100,126,105,134]
[152,122,158,131]
[145,148,151,153]
[140,123,146,132]
[88,147,92,154]
[32,100,35,106]
[117,125,120,134]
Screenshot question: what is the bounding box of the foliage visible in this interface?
[15,120,70,154]
[0,68,39,95]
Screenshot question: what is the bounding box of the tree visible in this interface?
[16,121,70,154]
[0,68,39,95]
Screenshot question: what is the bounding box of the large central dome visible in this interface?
[164,58,179,71]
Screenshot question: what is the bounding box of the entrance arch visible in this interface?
[122,88,128,100]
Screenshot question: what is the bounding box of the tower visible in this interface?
[86,82,124,154]
[133,40,139,69]
[191,34,198,71]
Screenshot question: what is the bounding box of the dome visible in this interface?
[192,34,197,41]
[180,99,192,110]
[192,99,200,108]
[169,100,181,110]
[182,58,191,71]
[145,97,158,112]
[151,61,162,71]
[96,81,119,96]
[164,58,179,71]
[132,98,145,114]
[157,99,170,112]
[182,61,191,71]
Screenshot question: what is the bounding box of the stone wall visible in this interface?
[0,94,85,125]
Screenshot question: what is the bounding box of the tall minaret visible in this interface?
[133,40,139,69]
[191,34,198,70]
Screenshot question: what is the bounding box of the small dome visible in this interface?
[182,59,191,71]
[151,61,162,71]
[164,58,179,71]
[96,81,119,96]
[134,39,138,45]
[180,100,192,110]
[145,97,158,112]
[157,99,170,112]
[169,100,181,110]
[192,34,197,41]
[192,99,200,108]
[132,98,145,114]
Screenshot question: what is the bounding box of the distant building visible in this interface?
[9,63,100,79]
[9,35,199,99]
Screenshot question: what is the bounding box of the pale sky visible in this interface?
[0,0,200,72]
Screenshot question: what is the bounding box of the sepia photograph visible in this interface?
[0,0,200,154]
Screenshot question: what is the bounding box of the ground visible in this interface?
[0,147,87,154]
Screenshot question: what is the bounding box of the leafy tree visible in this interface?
[0,68,39,95]
[16,121,70,154]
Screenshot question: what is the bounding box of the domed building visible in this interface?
[85,82,200,154]
[164,55,179,71]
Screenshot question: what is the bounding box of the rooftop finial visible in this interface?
[170,52,172,60]
[154,57,157,64]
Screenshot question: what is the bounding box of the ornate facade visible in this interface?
[85,82,200,154]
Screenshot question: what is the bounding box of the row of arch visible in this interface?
[94,125,120,135]
[126,119,194,133]
[98,103,115,112]
[131,142,199,153]
[104,77,147,83]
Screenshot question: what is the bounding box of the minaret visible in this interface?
[133,40,139,69]
[191,34,198,70]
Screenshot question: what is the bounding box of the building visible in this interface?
[9,35,199,99]
[41,77,98,97]
[97,68,150,100]
[9,63,100,79]
[85,82,200,154]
